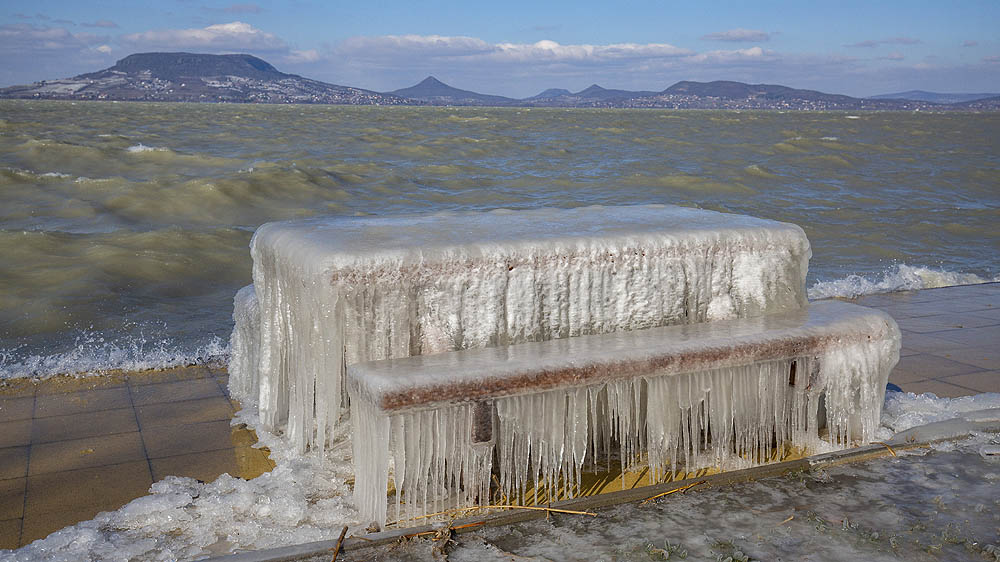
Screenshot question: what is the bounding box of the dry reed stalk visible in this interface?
[640,480,707,505]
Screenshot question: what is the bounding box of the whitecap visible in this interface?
[807,264,998,300]
[126,143,167,153]
[0,333,229,380]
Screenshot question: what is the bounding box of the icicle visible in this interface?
[351,398,390,527]
[347,402,499,526]
[229,285,260,409]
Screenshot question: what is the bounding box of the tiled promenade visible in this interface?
[0,365,273,548]
[851,282,999,396]
[0,282,997,550]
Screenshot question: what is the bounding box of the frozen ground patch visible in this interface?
[403,434,1000,562]
[3,392,1000,561]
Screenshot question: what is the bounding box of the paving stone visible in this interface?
[34,387,130,418]
[135,396,234,429]
[901,379,978,398]
[28,432,146,476]
[30,407,138,444]
[129,377,225,407]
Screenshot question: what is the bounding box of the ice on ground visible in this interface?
[4,391,1000,561]
[879,390,1000,436]
[398,434,1000,562]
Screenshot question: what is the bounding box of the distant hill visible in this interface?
[663,80,856,104]
[869,90,1000,104]
[955,95,1000,110]
[522,84,658,106]
[81,52,290,82]
[526,88,572,99]
[574,84,659,100]
[2,53,995,111]
[0,52,414,105]
[388,76,516,105]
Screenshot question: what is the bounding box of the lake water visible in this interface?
[1,101,997,378]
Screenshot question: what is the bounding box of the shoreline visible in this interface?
[3,280,996,386]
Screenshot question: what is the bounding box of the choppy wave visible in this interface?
[807,264,999,300]
[0,332,228,379]
[126,143,167,153]
[1,102,997,381]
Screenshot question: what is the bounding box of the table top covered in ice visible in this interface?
[251,204,810,277]
[348,300,900,413]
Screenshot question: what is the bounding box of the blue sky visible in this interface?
[2,0,998,97]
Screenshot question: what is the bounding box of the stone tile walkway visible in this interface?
[0,365,273,548]
[0,282,996,550]
[851,282,1000,397]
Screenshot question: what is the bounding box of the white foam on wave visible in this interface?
[0,333,228,380]
[126,143,167,153]
[807,264,998,300]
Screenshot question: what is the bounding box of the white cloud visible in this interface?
[689,46,772,64]
[492,40,691,62]
[335,35,690,65]
[879,52,904,61]
[337,34,494,59]
[0,24,107,53]
[82,20,119,29]
[701,29,770,43]
[225,4,262,14]
[120,21,286,52]
[285,49,320,63]
[96,44,112,54]
[0,24,113,86]
[845,37,921,48]
[962,40,978,48]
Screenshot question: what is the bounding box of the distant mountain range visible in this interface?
[869,90,1000,104]
[2,52,998,111]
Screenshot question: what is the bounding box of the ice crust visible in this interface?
[234,204,812,452]
[349,300,900,526]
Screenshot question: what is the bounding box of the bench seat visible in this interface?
[348,300,900,526]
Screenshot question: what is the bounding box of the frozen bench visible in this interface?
[348,300,900,526]
[230,205,812,452]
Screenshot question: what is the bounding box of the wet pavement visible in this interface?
[0,365,273,547]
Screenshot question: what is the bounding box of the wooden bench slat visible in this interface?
[348,301,898,413]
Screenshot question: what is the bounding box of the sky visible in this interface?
[2,0,998,98]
